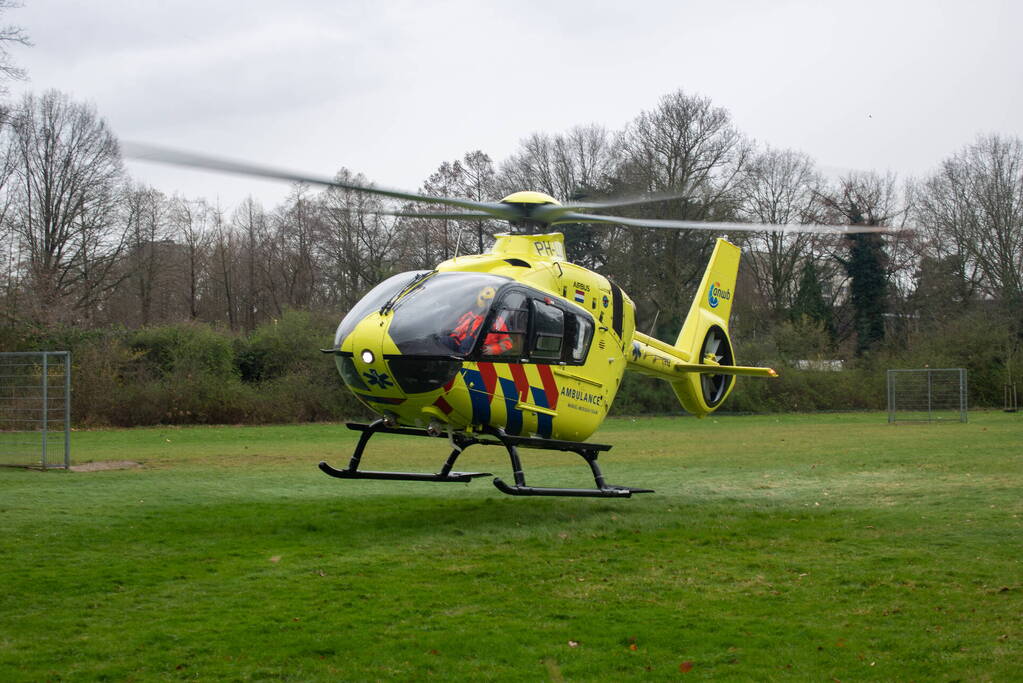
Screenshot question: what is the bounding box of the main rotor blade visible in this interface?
[552,188,687,211]
[536,189,694,222]
[122,142,518,218]
[549,211,895,234]
[378,210,498,221]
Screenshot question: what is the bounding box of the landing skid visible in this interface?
[319,419,653,498]
[318,420,492,483]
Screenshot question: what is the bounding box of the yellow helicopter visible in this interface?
[127,144,888,498]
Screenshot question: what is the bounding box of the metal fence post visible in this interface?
[886,370,894,423]
[64,351,71,468]
[926,368,933,422]
[961,368,968,423]
[41,352,48,469]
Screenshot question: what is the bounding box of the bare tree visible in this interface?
[209,203,245,328]
[615,90,749,204]
[5,90,125,323]
[0,108,20,315]
[405,151,500,264]
[232,197,269,330]
[0,0,29,95]
[914,134,1023,318]
[735,147,829,321]
[269,184,319,310]
[121,183,169,326]
[458,150,498,253]
[498,125,616,200]
[419,160,463,260]
[318,169,400,310]
[168,196,212,321]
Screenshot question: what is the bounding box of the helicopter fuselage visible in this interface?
[331,233,636,442]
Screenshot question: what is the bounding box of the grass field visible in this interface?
[1,412,1020,681]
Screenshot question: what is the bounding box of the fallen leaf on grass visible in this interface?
[629,644,638,651]
[679,661,693,673]
[269,555,281,563]
[568,640,579,648]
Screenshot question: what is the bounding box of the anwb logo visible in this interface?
[708,282,731,308]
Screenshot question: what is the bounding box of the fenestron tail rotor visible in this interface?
[124,143,897,236]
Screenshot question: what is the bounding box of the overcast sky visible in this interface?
[7,0,1022,210]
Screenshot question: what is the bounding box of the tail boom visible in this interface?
[628,333,777,380]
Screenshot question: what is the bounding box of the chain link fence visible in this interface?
[886,368,967,424]
[0,351,71,468]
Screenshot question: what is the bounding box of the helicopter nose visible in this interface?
[341,313,402,398]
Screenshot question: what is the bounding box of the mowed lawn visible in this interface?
[1,412,1020,681]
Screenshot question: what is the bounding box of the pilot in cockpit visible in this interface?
[449,286,513,356]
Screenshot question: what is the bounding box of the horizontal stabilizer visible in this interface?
[671,362,778,378]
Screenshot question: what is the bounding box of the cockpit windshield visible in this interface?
[388,272,513,357]
[333,270,431,349]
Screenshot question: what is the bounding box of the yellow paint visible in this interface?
[489,232,566,261]
[500,191,560,205]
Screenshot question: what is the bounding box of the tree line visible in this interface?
[0,87,1020,419]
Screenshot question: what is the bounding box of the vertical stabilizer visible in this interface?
[671,239,741,416]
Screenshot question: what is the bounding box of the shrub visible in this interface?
[235,310,336,382]
[130,323,237,382]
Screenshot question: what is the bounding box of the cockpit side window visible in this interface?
[569,313,594,363]
[459,288,596,365]
[531,299,565,361]
[480,291,528,359]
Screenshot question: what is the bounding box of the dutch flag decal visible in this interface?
[574,289,586,303]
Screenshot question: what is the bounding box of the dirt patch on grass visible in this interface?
[70,460,143,472]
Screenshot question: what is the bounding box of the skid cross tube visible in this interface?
[319,421,654,498]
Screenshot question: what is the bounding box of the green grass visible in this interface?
[1,412,1021,681]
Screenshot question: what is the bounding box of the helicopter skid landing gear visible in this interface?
[486,427,653,498]
[318,420,653,498]
[318,419,492,483]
